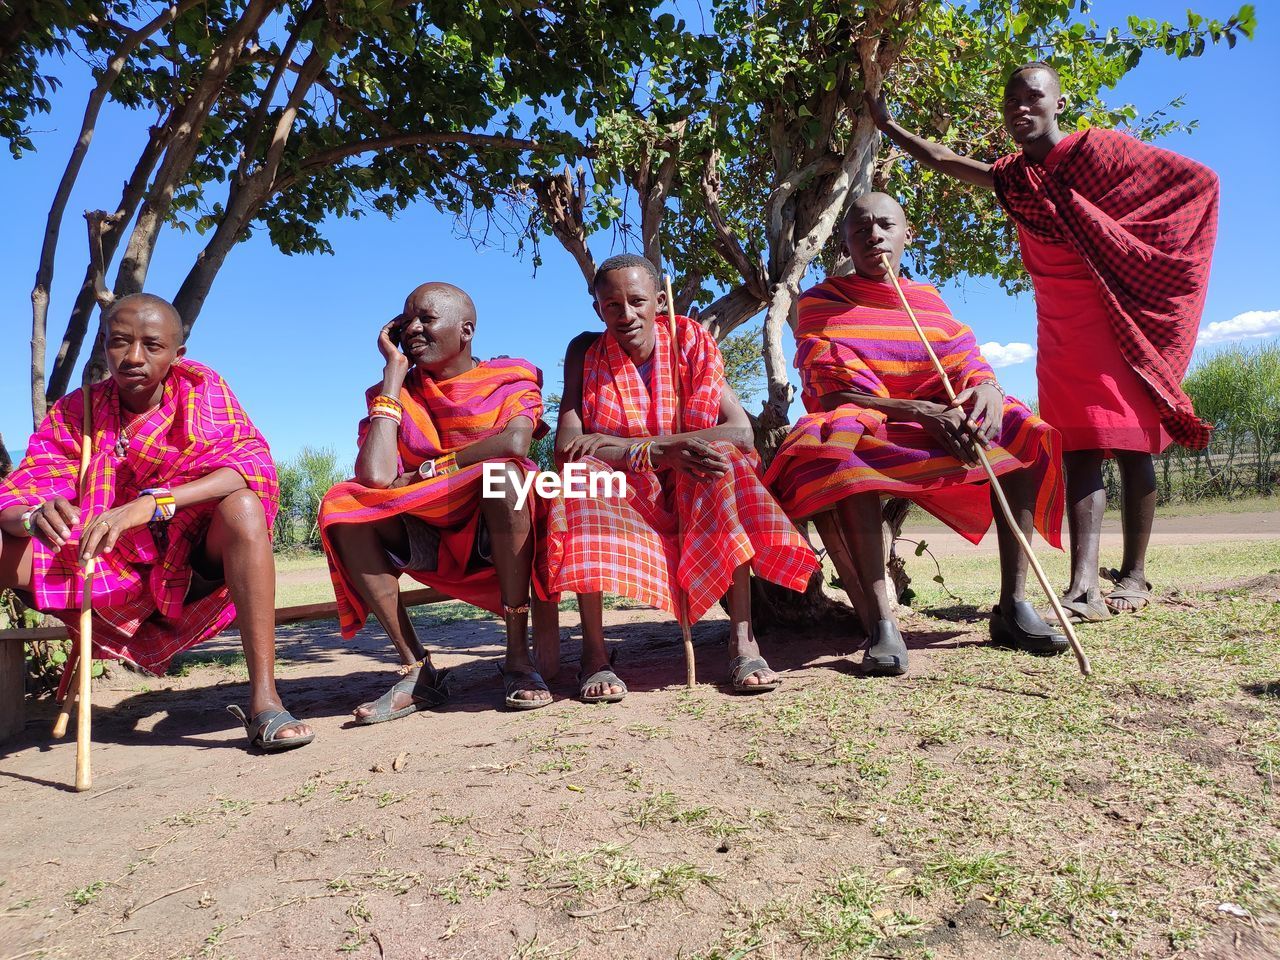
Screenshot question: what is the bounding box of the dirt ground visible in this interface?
[1,513,1277,960]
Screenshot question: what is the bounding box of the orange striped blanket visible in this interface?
[764,275,1063,546]
[318,358,547,639]
[545,316,817,621]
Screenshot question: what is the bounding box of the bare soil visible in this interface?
[2,518,1278,960]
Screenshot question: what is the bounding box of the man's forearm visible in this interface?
[880,119,994,189]
[171,467,247,509]
[820,390,936,422]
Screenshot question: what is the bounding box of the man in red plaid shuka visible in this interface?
[871,62,1218,621]
[547,254,818,702]
[0,294,312,752]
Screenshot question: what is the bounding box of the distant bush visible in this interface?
[275,446,347,551]
[1146,340,1280,502]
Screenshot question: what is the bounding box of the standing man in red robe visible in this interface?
[870,62,1218,619]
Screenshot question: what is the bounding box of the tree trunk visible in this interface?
[174,44,330,331]
[113,0,274,298]
[28,0,198,428]
[46,111,179,405]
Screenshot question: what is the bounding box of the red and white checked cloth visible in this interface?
[545,316,817,621]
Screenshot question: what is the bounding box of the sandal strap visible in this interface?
[225,705,303,745]
[728,655,771,685]
[501,667,549,696]
[578,668,626,694]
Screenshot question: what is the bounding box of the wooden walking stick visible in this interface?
[664,274,697,688]
[879,254,1091,677]
[51,387,96,747]
[51,337,98,791]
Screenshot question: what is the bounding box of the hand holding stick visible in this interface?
[878,254,1091,677]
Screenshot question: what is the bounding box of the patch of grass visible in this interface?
[67,880,107,909]
[524,841,716,903]
[795,869,925,954]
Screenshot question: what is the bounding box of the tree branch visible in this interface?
[27,0,200,428]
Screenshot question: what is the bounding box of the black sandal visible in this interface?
[578,667,628,704]
[226,705,315,752]
[862,620,908,676]
[726,655,782,694]
[354,667,450,725]
[499,666,553,710]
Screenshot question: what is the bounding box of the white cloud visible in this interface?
[1197,309,1280,346]
[980,341,1036,369]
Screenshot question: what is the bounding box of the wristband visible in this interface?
[20,507,38,536]
[369,394,404,426]
[141,487,177,522]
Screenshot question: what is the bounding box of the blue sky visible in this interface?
[2,2,1274,466]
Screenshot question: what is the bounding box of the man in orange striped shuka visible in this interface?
[764,194,1065,677]
[547,254,818,702]
[319,283,555,720]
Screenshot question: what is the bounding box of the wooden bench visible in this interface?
[0,587,561,745]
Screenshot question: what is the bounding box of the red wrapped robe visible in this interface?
[764,275,1064,547]
[318,358,548,639]
[993,127,1219,451]
[545,316,817,622]
[0,359,279,676]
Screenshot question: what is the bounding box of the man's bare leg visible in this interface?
[835,492,905,674]
[1108,451,1157,611]
[199,489,311,740]
[326,514,439,720]
[577,592,625,699]
[479,462,549,705]
[1061,449,1109,617]
[725,562,778,687]
[990,469,1067,652]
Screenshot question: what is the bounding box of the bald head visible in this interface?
[397,282,477,375]
[100,292,186,410]
[841,192,909,281]
[404,282,476,326]
[104,293,183,343]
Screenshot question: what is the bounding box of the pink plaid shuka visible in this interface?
[544,316,817,622]
[0,359,278,676]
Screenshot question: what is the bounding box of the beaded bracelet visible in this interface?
[141,487,177,522]
[627,440,655,473]
[20,506,38,536]
[369,394,403,425]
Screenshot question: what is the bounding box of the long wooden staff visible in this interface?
[879,254,1091,677]
[664,274,696,687]
[50,379,96,789]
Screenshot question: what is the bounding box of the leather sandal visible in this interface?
[862,620,908,676]
[226,705,314,752]
[354,667,450,725]
[726,655,781,694]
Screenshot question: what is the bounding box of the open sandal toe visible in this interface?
[354,667,450,726]
[227,705,314,752]
[727,655,781,694]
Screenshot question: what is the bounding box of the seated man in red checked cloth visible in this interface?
[547,254,818,702]
[319,282,556,719]
[871,62,1218,621]
[0,294,312,751]
[765,194,1066,677]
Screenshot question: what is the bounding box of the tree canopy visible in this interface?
[3,0,1255,430]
